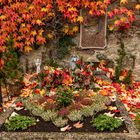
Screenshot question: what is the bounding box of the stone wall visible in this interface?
[70,25,140,80]
[20,24,140,80]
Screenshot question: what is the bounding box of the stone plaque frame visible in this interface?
[79,10,107,49]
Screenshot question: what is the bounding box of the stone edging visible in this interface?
[0,108,14,128]
[115,92,139,134]
[0,132,140,140]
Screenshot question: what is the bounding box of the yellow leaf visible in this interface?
[21,23,26,27]
[77,16,83,23]
[72,26,79,32]
[89,10,93,15]
[28,5,34,10]
[38,29,44,36]
[97,80,103,86]
[41,8,47,12]
[31,30,37,36]
[24,46,32,52]
[47,33,53,39]
[0,15,6,20]
[68,7,77,12]
[36,19,42,25]
[40,89,45,95]
[120,17,127,22]
[135,4,140,10]
[120,0,128,4]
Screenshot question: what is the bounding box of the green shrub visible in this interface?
[56,87,73,108]
[91,114,123,131]
[5,115,36,131]
[114,40,135,85]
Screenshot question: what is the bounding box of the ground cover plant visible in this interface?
[4,115,36,131]
[91,114,123,131]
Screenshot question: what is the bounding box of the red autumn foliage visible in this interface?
[80,98,93,106]
[58,108,70,117]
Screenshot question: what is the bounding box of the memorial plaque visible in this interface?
[79,10,107,49]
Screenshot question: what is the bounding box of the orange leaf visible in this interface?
[73,121,83,128]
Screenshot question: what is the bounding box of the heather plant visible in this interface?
[80,106,94,117]
[31,108,44,116]
[58,108,70,117]
[67,110,83,122]
[40,110,58,122]
[52,117,68,127]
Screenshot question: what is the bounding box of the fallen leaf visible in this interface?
[73,121,83,128]
[60,125,72,132]
[9,112,19,118]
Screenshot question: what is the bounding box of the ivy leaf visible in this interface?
[120,0,128,4]
[24,46,32,53]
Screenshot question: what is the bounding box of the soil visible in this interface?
[0,107,128,133]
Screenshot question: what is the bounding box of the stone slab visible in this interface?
[0,132,140,140]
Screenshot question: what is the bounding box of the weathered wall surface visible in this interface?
[71,26,140,80]
[20,24,140,80]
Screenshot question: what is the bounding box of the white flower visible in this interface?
[104,112,115,117]
[9,112,19,118]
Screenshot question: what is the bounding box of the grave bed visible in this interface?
[0,94,140,140]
